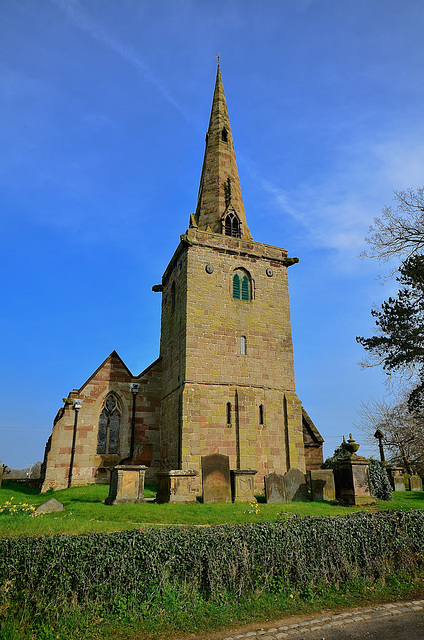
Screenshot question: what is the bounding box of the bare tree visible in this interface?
[356,397,424,475]
[362,188,424,263]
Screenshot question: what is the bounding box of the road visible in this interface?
[191,599,424,640]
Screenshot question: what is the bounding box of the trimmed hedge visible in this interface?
[1,511,424,613]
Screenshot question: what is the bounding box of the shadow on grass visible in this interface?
[1,480,40,496]
[394,490,424,501]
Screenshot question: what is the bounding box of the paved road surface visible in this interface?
[200,599,424,640]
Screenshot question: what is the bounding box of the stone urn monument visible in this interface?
[336,435,376,506]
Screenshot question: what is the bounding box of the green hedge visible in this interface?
[1,511,424,613]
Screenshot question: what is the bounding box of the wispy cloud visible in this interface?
[51,0,192,122]
[243,130,424,270]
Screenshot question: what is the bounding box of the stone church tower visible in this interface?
[41,66,323,493]
[157,65,312,489]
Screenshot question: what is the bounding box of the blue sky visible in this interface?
[1,0,424,468]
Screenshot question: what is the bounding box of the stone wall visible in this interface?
[41,352,161,492]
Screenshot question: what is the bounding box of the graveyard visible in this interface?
[1,475,424,537]
[1,479,424,640]
[2,450,424,640]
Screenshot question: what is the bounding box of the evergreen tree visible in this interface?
[357,253,424,410]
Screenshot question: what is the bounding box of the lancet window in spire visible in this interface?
[225,211,241,238]
[221,127,228,142]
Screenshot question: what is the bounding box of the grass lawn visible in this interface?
[2,481,424,640]
[1,480,424,537]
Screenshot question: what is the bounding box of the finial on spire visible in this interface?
[215,53,221,65]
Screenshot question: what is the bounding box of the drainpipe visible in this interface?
[119,383,139,464]
[68,399,82,488]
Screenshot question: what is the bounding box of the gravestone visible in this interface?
[283,468,310,502]
[385,466,404,490]
[35,498,64,514]
[264,472,286,503]
[105,465,147,505]
[201,454,231,504]
[409,475,423,492]
[393,475,406,492]
[156,470,198,503]
[231,469,257,503]
[337,458,376,505]
[308,469,336,501]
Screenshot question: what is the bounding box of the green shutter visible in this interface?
[233,274,240,299]
[241,275,249,301]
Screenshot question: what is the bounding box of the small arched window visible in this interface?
[240,336,247,355]
[259,404,265,425]
[97,395,121,455]
[232,270,251,301]
[221,127,228,142]
[224,212,241,238]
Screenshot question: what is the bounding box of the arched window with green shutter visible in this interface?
[232,269,251,301]
[233,273,241,299]
[241,275,249,301]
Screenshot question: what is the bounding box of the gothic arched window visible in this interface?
[224,211,241,238]
[96,395,121,455]
[232,270,251,301]
[221,127,228,142]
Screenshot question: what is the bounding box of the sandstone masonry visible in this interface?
[41,66,323,493]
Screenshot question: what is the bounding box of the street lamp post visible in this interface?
[68,399,82,488]
[119,383,139,464]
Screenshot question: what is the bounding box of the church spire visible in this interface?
[192,65,252,240]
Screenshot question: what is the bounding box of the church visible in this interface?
[41,66,324,494]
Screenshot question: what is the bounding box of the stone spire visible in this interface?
[192,65,252,240]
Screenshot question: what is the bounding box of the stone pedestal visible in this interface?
[385,466,405,491]
[307,469,336,501]
[231,470,257,503]
[156,470,198,503]
[337,458,376,506]
[105,465,147,505]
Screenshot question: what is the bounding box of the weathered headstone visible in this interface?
[393,475,406,492]
[264,472,286,503]
[308,469,336,501]
[385,466,404,490]
[35,498,64,514]
[105,465,147,505]
[409,475,423,492]
[231,469,257,503]
[201,454,231,503]
[337,459,376,506]
[284,468,310,502]
[156,470,198,503]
